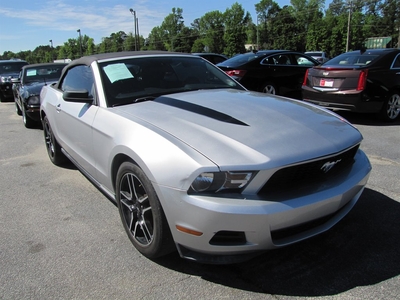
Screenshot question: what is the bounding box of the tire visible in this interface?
[379,91,400,122]
[116,162,175,259]
[42,116,67,165]
[22,104,36,128]
[261,82,278,95]
[15,101,22,116]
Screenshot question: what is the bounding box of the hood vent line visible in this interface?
[154,96,249,126]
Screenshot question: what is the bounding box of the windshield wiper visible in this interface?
[134,96,156,103]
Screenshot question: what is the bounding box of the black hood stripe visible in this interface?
[153,96,249,126]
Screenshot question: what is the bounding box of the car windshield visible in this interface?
[327,53,379,66]
[1,62,27,73]
[23,66,64,84]
[99,56,244,107]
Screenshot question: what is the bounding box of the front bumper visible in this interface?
[25,105,41,121]
[0,84,14,100]
[156,149,371,264]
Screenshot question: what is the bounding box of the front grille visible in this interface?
[258,145,359,197]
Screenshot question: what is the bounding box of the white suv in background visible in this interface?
[305,51,330,63]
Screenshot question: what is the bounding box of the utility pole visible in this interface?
[129,9,139,51]
[49,40,53,62]
[77,29,83,57]
[346,1,352,52]
[398,26,400,49]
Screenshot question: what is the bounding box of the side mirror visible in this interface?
[63,90,94,103]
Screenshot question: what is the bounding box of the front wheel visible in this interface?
[42,116,67,165]
[15,101,22,116]
[22,104,36,128]
[116,162,175,259]
[380,91,400,122]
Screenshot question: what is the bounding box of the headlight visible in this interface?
[190,171,254,194]
[0,76,11,83]
[27,95,40,105]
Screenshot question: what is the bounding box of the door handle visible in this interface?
[56,104,61,113]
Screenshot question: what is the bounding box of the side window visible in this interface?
[272,54,290,65]
[60,65,95,97]
[295,54,316,66]
[392,54,400,69]
[261,57,275,65]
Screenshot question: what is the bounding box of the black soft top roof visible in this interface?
[22,62,67,69]
[68,51,194,67]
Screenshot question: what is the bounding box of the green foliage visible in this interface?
[1,0,399,62]
[223,3,250,56]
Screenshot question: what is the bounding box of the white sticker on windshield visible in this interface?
[103,63,133,83]
[27,69,37,76]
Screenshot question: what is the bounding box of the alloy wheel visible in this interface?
[44,119,56,160]
[119,173,154,246]
[386,93,400,120]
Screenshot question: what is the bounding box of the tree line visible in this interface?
[1,0,399,63]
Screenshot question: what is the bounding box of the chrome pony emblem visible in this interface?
[322,71,330,76]
[321,159,342,173]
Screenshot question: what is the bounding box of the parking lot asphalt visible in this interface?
[0,102,399,299]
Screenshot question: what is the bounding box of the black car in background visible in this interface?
[0,59,29,102]
[216,50,319,99]
[192,53,229,64]
[302,48,400,121]
[12,63,66,128]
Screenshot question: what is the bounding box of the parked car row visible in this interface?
[12,63,67,128]
[216,50,319,99]
[216,48,400,121]
[37,51,371,264]
[1,59,68,127]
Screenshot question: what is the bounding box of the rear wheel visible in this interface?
[116,162,175,259]
[261,82,277,95]
[42,116,67,165]
[380,91,400,122]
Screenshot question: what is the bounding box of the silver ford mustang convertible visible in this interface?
[40,51,371,264]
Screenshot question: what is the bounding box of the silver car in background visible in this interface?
[40,51,371,264]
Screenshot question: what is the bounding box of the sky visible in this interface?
[0,0,294,54]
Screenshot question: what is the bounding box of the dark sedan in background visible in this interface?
[12,63,66,128]
[217,50,319,99]
[302,48,400,121]
[0,59,29,102]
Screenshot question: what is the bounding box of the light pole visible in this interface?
[256,16,259,51]
[77,29,83,57]
[129,8,139,50]
[49,39,53,62]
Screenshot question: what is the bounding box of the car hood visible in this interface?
[24,80,58,94]
[113,89,362,169]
